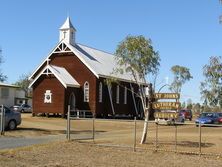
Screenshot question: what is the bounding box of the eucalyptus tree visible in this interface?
[114,35,160,144]
[14,73,32,97]
[200,56,222,108]
[169,65,193,93]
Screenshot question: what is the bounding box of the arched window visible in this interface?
[84,81,89,102]
[99,82,103,103]
[116,85,119,104]
[124,86,127,104]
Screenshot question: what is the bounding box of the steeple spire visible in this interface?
[59,17,76,45]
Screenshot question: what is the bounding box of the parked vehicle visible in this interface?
[195,112,219,126]
[10,104,32,113]
[155,110,185,125]
[0,106,21,130]
[180,109,192,121]
[218,112,222,124]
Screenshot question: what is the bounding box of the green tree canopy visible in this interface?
[200,56,222,108]
[115,35,160,82]
[169,65,193,93]
[114,35,160,144]
[14,73,32,97]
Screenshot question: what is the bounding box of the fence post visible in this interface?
[1,105,5,135]
[92,117,95,142]
[66,105,70,140]
[199,122,202,156]
[133,117,137,152]
[175,123,177,153]
[155,122,158,151]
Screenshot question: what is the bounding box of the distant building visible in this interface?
[0,83,27,107]
[29,17,147,118]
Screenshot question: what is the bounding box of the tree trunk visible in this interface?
[140,83,153,144]
[140,109,149,144]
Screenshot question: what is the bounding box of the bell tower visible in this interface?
[59,17,76,45]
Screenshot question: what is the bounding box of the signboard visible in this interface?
[152,102,180,110]
[154,93,180,99]
[154,112,179,119]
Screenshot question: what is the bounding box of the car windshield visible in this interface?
[218,113,222,117]
[200,113,216,118]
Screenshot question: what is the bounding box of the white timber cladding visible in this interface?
[124,86,127,104]
[116,85,119,104]
[84,81,89,102]
[99,82,102,103]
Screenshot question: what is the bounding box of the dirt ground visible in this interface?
[1,114,222,167]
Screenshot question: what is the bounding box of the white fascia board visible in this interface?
[29,40,65,80]
[28,66,48,88]
[66,84,80,88]
[65,42,99,78]
[29,40,99,81]
[29,65,67,89]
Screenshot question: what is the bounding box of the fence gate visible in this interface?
[0,105,5,135]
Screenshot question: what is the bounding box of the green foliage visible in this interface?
[200,56,222,108]
[115,35,160,82]
[169,65,193,93]
[14,73,31,97]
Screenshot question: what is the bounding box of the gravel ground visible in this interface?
[0,141,222,167]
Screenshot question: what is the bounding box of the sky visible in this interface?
[0,0,222,104]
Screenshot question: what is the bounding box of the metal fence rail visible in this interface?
[0,105,5,135]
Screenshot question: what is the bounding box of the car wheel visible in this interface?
[8,120,17,130]
[21,109,24,113]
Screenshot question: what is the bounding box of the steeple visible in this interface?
[59,17,76,45]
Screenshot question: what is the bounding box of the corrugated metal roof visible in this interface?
[50,65,80,88]
[29,65,80,88]
[69,43,145,83]
[0,83,20,88]
[29,40,146,85]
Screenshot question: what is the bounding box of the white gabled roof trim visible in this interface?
[29,40,99,80]
[29,41,146,84]
[29,40,65,80]
[29,65,80,89]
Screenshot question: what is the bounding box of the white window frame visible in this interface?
[99,82,103,103]
[124,86,127,104]
[116,85,119,104]
[84,81,89,102]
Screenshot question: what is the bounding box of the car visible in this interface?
[195,112,219,126]
[218,112,222,124]
[180,109,192,121]
[0,106,21,130]
[155,110,185,125]
[10,104,32,113]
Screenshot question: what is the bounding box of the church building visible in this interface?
[29,17,147,118]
